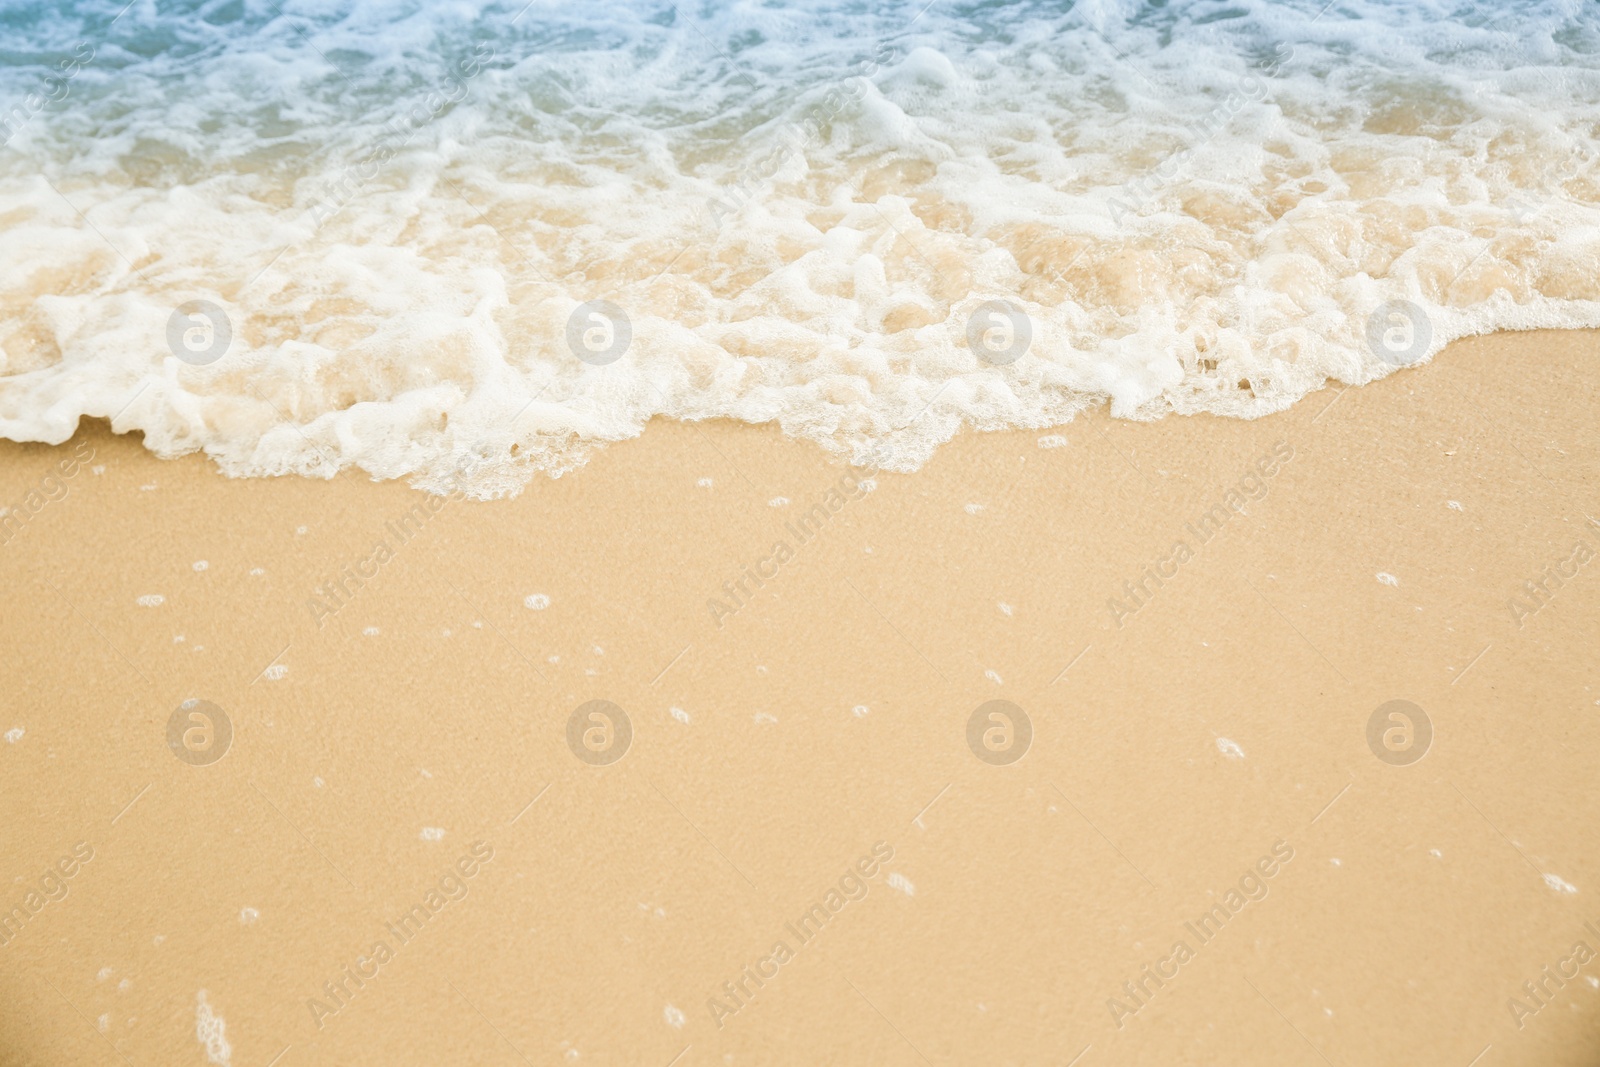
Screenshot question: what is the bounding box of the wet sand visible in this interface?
[2,327,1598,1066]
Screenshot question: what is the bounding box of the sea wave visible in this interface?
[0,0,1597,494]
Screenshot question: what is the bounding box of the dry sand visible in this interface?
[2,328,1598,1066]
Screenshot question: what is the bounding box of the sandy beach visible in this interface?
[3,326,1597,1065]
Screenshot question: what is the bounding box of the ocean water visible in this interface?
[0,0,1596,493]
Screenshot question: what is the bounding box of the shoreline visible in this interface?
[3,326,1598,1066]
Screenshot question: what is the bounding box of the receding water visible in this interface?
[0,0,1597,492]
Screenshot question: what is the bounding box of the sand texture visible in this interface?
[2,328,1599,1066]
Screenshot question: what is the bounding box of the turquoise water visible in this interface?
[0,0,1597,490]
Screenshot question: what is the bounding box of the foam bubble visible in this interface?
[0,0,1596,492]
[194,992,232,1067]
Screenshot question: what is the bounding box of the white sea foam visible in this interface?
[0,0,1596,494]
[194,991,232,1067]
